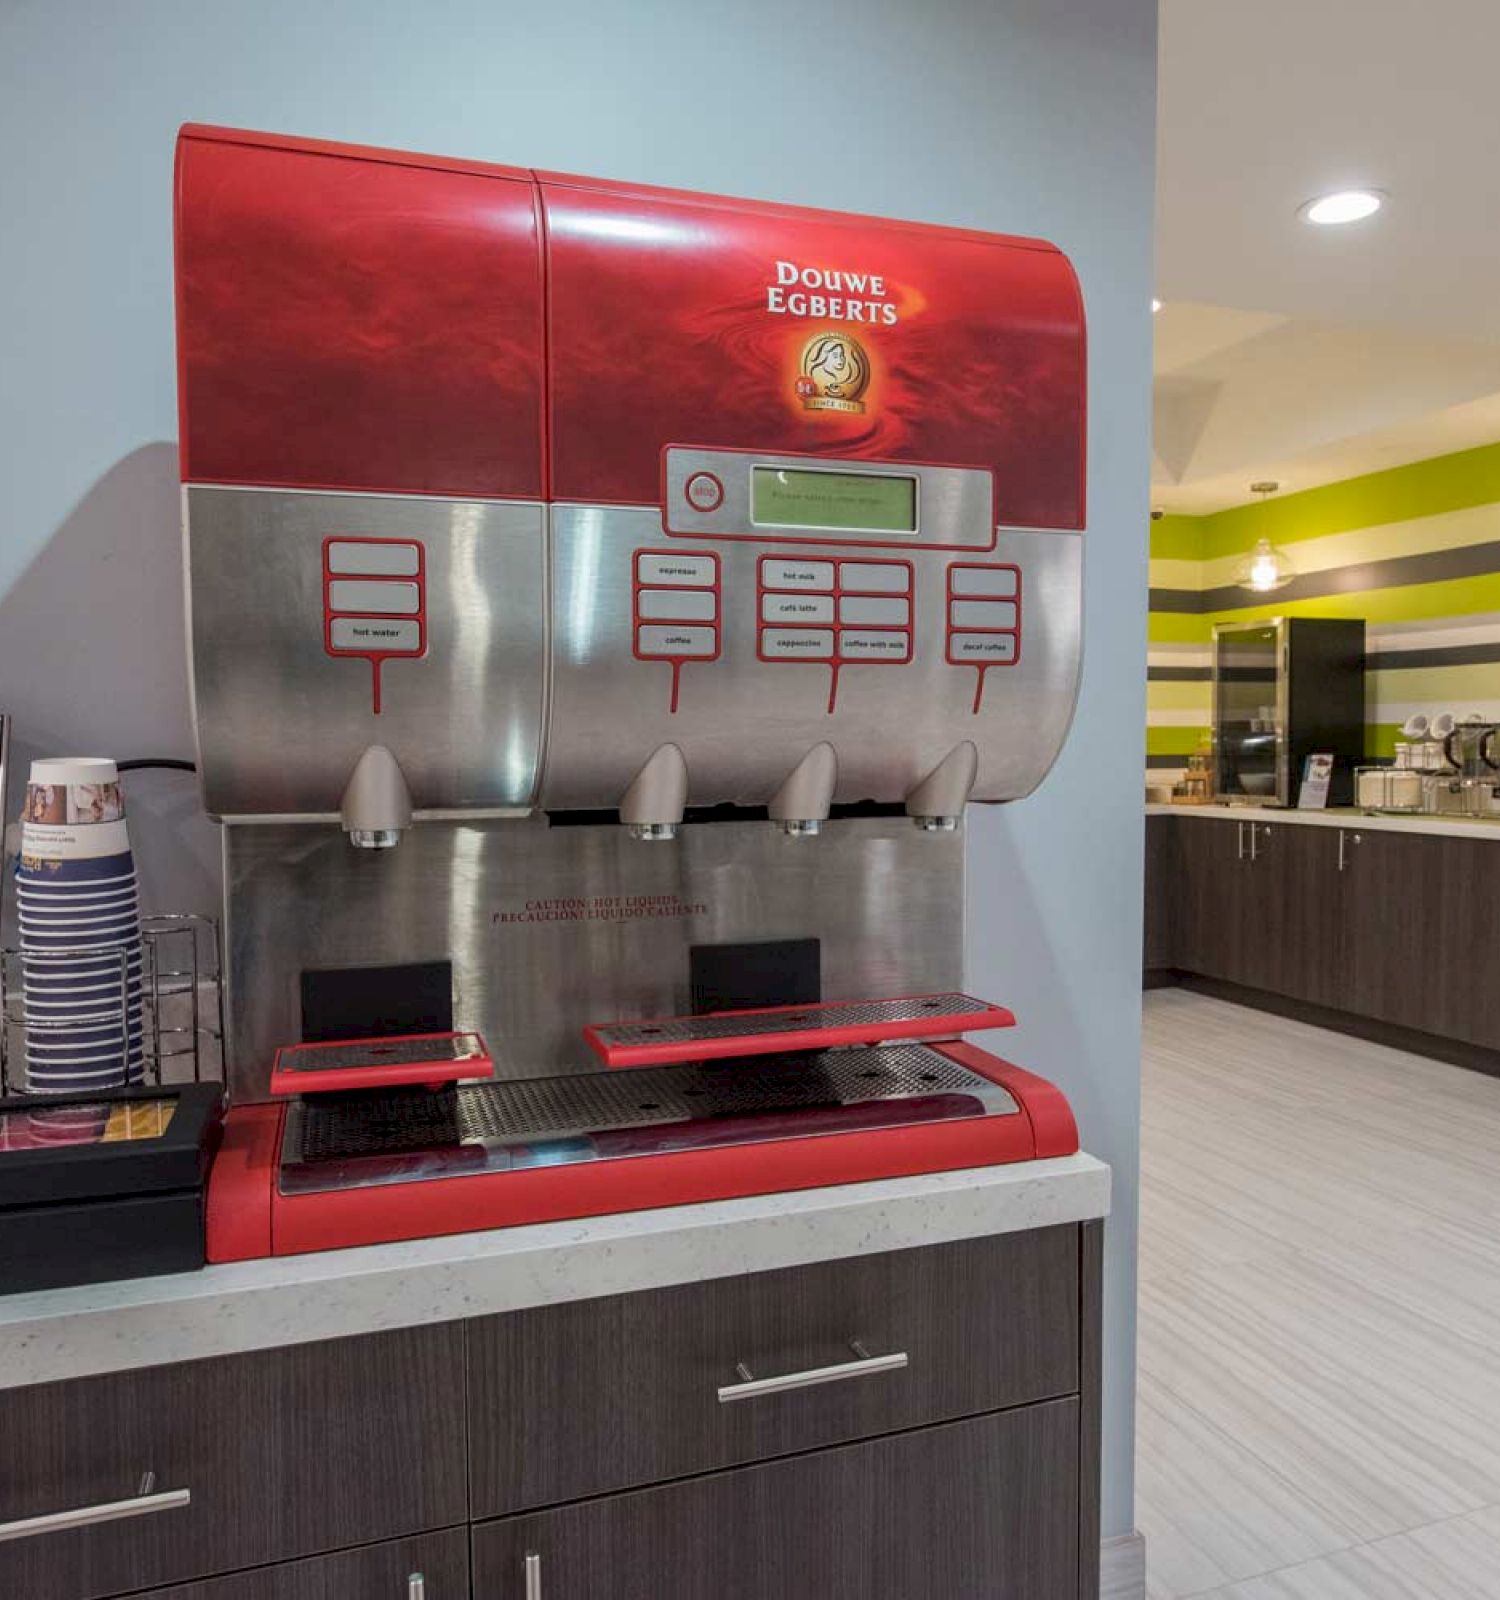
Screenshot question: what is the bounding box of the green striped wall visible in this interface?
[1147,441,1500,774]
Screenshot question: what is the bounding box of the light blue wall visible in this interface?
[0,0,1154,1537]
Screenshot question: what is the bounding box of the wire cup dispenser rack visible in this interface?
[0,914,225,1098]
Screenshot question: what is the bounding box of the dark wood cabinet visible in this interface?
[1149,813,1500,1063]
[469,1228,1080,1518]
[474,1401,1081,1600]
[131,1530,467,1599]
[0,1325,468,1600]
[2,1225,1102,1600]
[1143,815,1176,971]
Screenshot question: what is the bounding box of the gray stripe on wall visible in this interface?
[1151,539,1500,615]
[1370,641,1500,670]
[1150,641,1500,676]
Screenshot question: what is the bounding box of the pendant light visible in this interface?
[1233,481,1294,593]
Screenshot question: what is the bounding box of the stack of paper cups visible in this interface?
[15,759,143,1093]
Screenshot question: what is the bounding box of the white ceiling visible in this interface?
[1153,0,1500,513]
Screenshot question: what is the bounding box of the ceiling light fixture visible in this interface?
[1233,481,1295,593]
[1151,297,1163,313]
[1299,189,1384,226]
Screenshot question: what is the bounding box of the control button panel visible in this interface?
[323,536,428,715]
[946,562,1021,711]
[633,549,722,712]
[757,557,913,710]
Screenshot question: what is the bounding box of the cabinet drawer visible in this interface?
[470,1227,1080,1517]
[132,1529,467,1599]
[0,1325,467,1600]
[474,1399,1081,1600]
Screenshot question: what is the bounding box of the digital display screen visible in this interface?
[0,1097,176,1153]
[751,467,918,533]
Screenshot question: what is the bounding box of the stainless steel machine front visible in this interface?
[223,815,961,1102]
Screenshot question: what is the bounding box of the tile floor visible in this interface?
[1138,988,1500,1599]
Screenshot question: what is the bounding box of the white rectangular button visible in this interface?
[950,599,1018,629]
[840,595,909,626]
[838,631,910,659]
[330,617,422,652]
[638,553,716,587]
[761,559,835,592]
[950,632,1017,662]
[328,579,421,615]
[950,565,1018,598]
[761,629,835,659]
[637,589,717,622]
[763,593,835,624]
[326,541,421,577]
[839,562,910,594]
[636,624,717,658]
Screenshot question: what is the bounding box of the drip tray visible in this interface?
[279,1045,1018,1196]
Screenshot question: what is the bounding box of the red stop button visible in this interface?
[684,471,724,513]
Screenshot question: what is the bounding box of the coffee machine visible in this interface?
[174,125,1088,1259]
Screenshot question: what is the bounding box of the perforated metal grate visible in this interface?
[291,1044,1015,1163]
[594,994,997,1049]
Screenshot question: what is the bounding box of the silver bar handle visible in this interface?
[0,1487,190,1544]
[524,1551,542,1599]
[1236,820,1245,861]
[408,1576,425,1599]
[717,1340,909,1403]
[1338,830,1346,872]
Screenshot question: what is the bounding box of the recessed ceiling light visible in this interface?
[1299,189,1385,226]
[1151,297,1163,314]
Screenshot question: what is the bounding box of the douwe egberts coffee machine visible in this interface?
[174,124,1088,1260]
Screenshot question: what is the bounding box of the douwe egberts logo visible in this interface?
[795,332,871,415]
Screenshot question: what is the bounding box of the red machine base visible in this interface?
[205,1041,1078,1263]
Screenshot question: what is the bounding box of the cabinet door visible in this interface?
[1143,816,1176,970]
[1172,819,1246,980]
[131,1529,467,1599]
[1257,824,1345,1008]
[1342,830,1500,1044]
[473,1401,1080,1600]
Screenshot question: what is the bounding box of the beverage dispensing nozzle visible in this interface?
[340,744,413,849]
[769,742,838,837]
[620,743,688,841]
[904,742,979,833]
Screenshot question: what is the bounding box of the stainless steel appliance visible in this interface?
[1212,618,1366,806]
[174,125,1089,1257]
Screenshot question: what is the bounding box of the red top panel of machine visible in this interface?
[175,126,546,499]
[173,128,1085,526]
[541,175,1085,528]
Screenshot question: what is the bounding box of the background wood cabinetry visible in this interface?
[1148,814,1500,1064]
[474,1402,1081,1600]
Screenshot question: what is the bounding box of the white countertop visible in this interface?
[0,1154,1109,1391]
[1145,801,1500,841]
